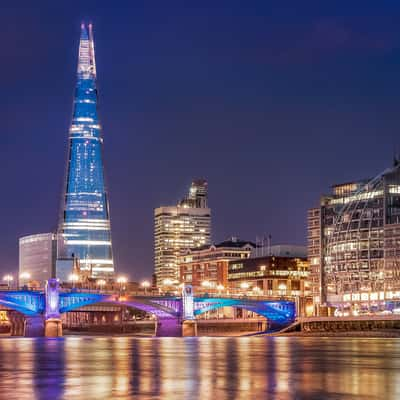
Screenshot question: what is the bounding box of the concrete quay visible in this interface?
[277,315,400,336]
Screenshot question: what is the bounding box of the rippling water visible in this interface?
[0,337,399,399]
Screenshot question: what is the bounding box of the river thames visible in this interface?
[0,336,398,399]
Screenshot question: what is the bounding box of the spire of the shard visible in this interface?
[77,23,96,78]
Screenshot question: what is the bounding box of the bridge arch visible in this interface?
[0,292,44,316]
[59,293,182,337]
[59,293,180,319]
[194,298,295,325]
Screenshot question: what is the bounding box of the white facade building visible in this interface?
[154,180,211,285]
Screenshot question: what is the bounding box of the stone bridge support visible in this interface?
[45,318,63,337]
[8,312,24,336]
[155,318,198,337]
[25,316,45,337]
[8,312,45,337]
[155,317,182,337]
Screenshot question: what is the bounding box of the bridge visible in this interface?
[0,280,295,337]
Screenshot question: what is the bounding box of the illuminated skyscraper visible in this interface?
[58,23,114,278]
[154,180,211,285]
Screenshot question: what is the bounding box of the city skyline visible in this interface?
[2,2,400,280]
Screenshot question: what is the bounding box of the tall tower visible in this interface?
[58,23,114,278]
[154,179,211,285]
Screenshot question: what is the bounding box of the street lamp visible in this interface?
[117,276,127,295]
[19,272,31,288]
[3,274,13,290]
[96,279,106,292]
[278,283,287,296]
[216,284,224,295]
[141,280,150,295]
[68,273,79,289]
[252,286,262,296]
[240,282,249,293]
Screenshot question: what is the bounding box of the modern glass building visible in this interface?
[19,233,57,288]
[308,161,400,314]
[58,24,114,278]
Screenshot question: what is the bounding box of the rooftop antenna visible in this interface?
[392,142,399,167]
[268,234,272,256]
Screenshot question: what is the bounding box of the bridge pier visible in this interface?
[155,318,182,337]
[24,316,45,337]
[45,318,63,337]
[8,313,45,337]
[182,320,197,337]
[155,318,198,337]
[9,313,25,336]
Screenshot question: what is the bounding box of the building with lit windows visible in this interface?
[58,24,114,278]
[19,233,58,288]
[179,238,255,292]
[227,255,310,297]
[154,180,211,285]
[308,161,400,315]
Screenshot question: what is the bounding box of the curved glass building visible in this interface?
[308,162,400,314]
[58,24,114,278]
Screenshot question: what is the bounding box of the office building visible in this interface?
[227,255,310,297]
[179,238,255,292]
[154,179,211,285]
[308,161,400,314]
[19,233,57,287]
[58,24,114,278]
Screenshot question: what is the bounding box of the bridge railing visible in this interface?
[57,289,295,302]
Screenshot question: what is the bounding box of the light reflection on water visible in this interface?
[0,337,398,399]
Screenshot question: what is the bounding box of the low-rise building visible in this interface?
[179,238,256,292]
[227,255,310,298]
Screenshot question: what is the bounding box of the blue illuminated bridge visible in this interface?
[0,280,295,337]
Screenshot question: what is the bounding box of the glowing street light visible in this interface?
[117,276,127,295]
[201,280,211,288]
[162,278,173,286]
[252,286,262,296]
[216,284,224,294]
[278,283,287,296]
[141,280,150,295]
[20,272,31,280]
[240,282,249,291]
[96,279,106,292]
[3,274,13,290]
[68,273,79,289]
[117,276,127,284]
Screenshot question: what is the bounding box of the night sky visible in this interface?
[2,1,400,280]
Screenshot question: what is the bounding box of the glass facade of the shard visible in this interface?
[58,24,114,278]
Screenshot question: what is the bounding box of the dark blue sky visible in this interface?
[2,1,400,280]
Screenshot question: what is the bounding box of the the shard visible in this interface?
[58,23,114,278]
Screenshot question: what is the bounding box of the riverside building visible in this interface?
[308,161,400,315]
[19,233,58,288]
[154,179,211,285]
[227,254,310,297]
[179,238,256,292]
[58,24,114,278]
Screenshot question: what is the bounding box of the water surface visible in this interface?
[0,336,398,399]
